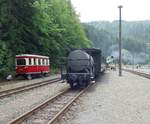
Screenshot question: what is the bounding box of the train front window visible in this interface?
[17,59,26,65]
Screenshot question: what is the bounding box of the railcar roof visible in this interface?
[16,54,49,58]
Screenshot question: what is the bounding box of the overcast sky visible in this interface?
[71,0,150,22]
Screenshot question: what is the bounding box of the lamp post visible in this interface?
[118,5,123,76]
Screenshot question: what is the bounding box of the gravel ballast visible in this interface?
[63,70,150,124]
[0,79,68,124]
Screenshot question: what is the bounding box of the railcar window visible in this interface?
[17,59,26,65]
[29,58,31,65]
[34,58,36,65]
[36,58,38,65]
[46,59,48,65]
[40,59,43,65]
[31,58,34,65]
[42,59,44,65]
[38,59,41,65]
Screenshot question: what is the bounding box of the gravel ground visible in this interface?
[0,74,60,92]
[0,80,69,124]
[61,70,150,124]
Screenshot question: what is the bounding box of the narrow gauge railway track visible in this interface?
[9,85,91,124]
[0,78,61,98]
[123,69,150,79]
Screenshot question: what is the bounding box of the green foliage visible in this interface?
[0,43,13,77]
[0,0,91,78]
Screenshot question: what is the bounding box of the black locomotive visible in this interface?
[61,48,104,88]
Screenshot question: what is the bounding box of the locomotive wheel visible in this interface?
[27,74,32,80]
[84,79,90,87]
[69,83,74,89]
[69,82,78,89]
[85,82,89,87]
[83,81,88,88]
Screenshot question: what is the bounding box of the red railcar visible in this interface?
[16,54,50,79]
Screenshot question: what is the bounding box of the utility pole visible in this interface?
[118,5,123,76]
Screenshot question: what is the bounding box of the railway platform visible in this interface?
[65,70,150,124]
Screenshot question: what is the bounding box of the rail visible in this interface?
[0,78,61,98]
[9,84,92,124]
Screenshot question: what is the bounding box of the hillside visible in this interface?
[84,21,150,64]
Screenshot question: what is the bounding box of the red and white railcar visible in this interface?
[16,54,50,79]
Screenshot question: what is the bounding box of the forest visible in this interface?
[84,21,150,64]
[0,0,91,78]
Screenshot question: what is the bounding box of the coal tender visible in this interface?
[61,48,102,89]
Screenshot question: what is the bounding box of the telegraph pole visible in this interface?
[118,5,123,76]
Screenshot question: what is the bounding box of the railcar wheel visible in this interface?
[69,82,78,89]
[27,74,32,80]
[43,73,47,77]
